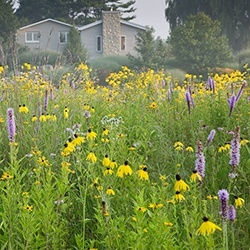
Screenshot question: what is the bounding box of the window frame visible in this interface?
[96,36,102,52]
[25,31,40,43]
[120,35,126,51]
[59,31,69,44]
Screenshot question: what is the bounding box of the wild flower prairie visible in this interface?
[0,63,249,249]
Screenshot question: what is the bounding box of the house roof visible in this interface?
[78,19,146,31]
[18,18,72,30]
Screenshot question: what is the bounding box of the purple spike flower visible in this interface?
[185,90,191,114]
[236,80,246,103]
[167,89,171,101]
[228,94,236,117]
[218,189,229,221]
[227,205,236,222]
[195,140,205,178]
[229,126,240,178]
[7,108,16,142]
[206,129,216,146]
[44,89,48,111]
[206,76,215,93]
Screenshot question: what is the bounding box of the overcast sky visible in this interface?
[126,0,170,39]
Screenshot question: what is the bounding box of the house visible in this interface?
[16,11,147,60]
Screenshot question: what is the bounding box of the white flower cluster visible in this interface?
[101,116,123,127]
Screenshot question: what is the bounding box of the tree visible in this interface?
[168,13,232,75]
[128,27,169,70]
[0,0,18,66]
[15,0,136,26]
[63,26,88,65]
[165,0,250,51]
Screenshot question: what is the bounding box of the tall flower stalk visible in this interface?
[195,140,205,179]
[218,189,229,250]
[7,108,16,143]
[229,126,240,178]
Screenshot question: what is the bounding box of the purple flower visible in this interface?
[227,205,236,221]
[206,129,216,146]
[7,108,16,142]
[44,89,48,111]
[218,189,229,221]
[236,80,246,103]
[229,126,240,178]
[206,77,215,93]
[185,90,192,114]
[228,94,236,117]
[195,140,205,178]
[167,89,171,101]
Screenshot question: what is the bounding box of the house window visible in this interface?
[96,36,102,52]
[25,32,40,43]
[121,36,126,51]
[59,31,68,44]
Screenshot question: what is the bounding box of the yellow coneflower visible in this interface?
[102,155,111,167]
[190,170,202,183]
[102,128,109,136]
[207,195,218,200]
[23,205,33,211]
[104,167,113,176]
[117,161,132,178]
[240,139,249,146]
[86,129,97,140]
[1,172,14,180]
[234,196,244,208]
[174,174,190,191]
[174,191,185,202]
[196,217,222,236]
[149,203,164,209]
[106,187,115,196]
[164,222,173,226]
[72,134,85,146]
[136,207,147,213]
[31,115,38,122]
[185,146,194,152]
[19,104,29,114]
[39,113,47,122]
[64,106,69,119]
[138,165,149,180]
[110,160,118,169]
[149,101,157,109]
[86,151,97,163]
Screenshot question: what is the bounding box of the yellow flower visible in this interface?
[72,134,85,146]
[138,165,149,180]
[104,167,114,176]
[137,207,147,213]
[159,175,167,181]
[86,129,97,140]
[174,174,189,191]
[164,222,173,226]
[64,106,69,119]
[185,146,194,152]
[240,139,249,146]
[234,196,244,208]
[174,191,185,202]
[0,117,4,123]
[19,104,29,113]
[1,172,14,180]
[106,187,115,196]
[207,195,218,200]
[102,155,111,167]
[190,170,202,183]
[149,101,157,109]
[174,141,184,148]
[31,115,38,122]
[109,160,118,169]
[39,113,47,122]
[149,203,163,209]
[117,161,132,178]
[86,152,97,163]
[23,205,33,211]
[196,217,222,236]
[102,128,109,136]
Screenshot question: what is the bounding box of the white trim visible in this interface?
[78,20,102,31]
[25,31,40,43]
[120,20,146,30]
[19,18,72,30]
[59,31,68,44]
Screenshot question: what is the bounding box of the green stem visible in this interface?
[222,221,228,250]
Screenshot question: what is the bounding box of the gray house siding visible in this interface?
[17,20,71,52]
[79,23,102,60]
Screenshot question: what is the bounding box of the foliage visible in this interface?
[128,27,169,70]
[165,0,250,51]
[63,26,88,65]
[0,62,249,249]
[236,48,250,66]
[168,13,232,75]
[15,0,136,26]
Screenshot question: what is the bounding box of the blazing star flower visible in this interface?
[44,89,48,111]
[229,126,240,178]
[117,161,132,178]
[228,205,236,221]
[205,76,215,93]
[174,174,189,192]
[174,191,185,202]
[86,129,97,140]
[228,94,236,117]
[234,196,244,208]
[195,140,205,178]
[235,80,246,103]
[138,165,149,180]
[185,90,192,114]
[106,187,115,196]
[102,155,111,167]
[7,108,16,142]
[196,217,222,236]
[190,170,202,183]
[86,151,97,163]
[206,129,216,146]
[218,189,229,221]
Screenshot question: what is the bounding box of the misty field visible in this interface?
[0,63,249,249]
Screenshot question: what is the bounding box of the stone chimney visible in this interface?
[102,11,121,55]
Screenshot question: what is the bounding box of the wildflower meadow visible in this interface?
[0,63,249,249]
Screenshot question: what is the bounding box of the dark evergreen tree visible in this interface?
[63,25,88,65]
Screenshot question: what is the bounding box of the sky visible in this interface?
[125,0,170,39]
